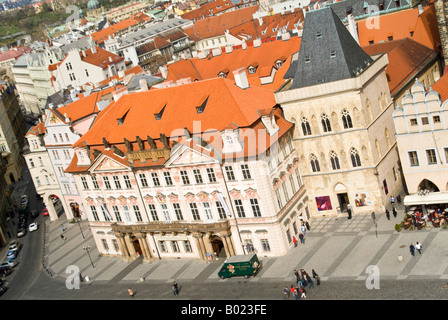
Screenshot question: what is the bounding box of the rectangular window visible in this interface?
[171,241,180,252]
[206,168,217,183]
[216,201,227,219]
[90,206,99,221]
[163,172,173,186]
[180,170,190,185]
[282,181,290,202]
[81,177,89,189]
[426,149,437,165]
[444,147,448,163]
[159,241,167,252]
[101,205,111,221]
[183,240,192,252]
[261,239,271,252]
[113,175,121,189]
[190,203,200,220]
[151,172,160,186]
[433,115,441,123]
[202,202,213,221]
[225,166,236,181]
[421,117,429,125]
[103,176,111,189]
[101,239,109,251]
[92,176,99,189]
[133,205,142,222]
[193,169,203,184]
[173,203,183,220]
[289,175,296,194]
[276,189,283,209]
[241,164,252,179]
[234,199,246,218]
[250,198,261,217]
[122,205,132,223]
[410,118,418,126]
[112,239,120,252]
[112,205,121,222]
[123,175,132,188]
[408,151,419,167]
[148,204,159,221]
[161,204,171,222]
[139,173,148,187]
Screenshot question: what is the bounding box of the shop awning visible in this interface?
[403,192,448,206]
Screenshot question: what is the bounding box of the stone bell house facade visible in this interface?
[66,74,309,261]
[275,7,404,216]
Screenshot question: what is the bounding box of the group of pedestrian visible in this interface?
[385,207,397,220]
[286,268,320,300]
[292,221,311,247]
[409,242,423,256]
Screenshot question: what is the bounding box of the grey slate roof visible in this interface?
[285,6,373,90]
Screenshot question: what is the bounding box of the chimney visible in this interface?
[212,47,222,56]
[225,45,233,54]
[139,78,148,91]
[109,56,113,62]
[91,46,97,54]
[241,40,247,50]
[418,4,423,14]
[347,13,359,45]
[233,68,249,89]
[159,65,168,78]
[281,32,290,41]
[253,38,262,47]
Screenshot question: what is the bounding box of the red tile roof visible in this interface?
[165,37,300,91]
[0,47,32,63]
[25,122,46,137]
[184,6,259,41]
[431,67,448,103]
[362,37,438,96]
[181,0,250,21]
[357,4,441,51]
[81,47,124,69]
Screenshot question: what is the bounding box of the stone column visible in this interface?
[222,233,235,257]
[115,232,130,261]
[124,233,137,260]
[193,232,207,261]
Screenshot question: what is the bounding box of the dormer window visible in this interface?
[316,31,322,38]
[248,66,257,74]
[305,57,311,63]
[225,136,234,145]
[330,51,336,58]
[155,104,166,120]
[275,60,283,68]
[222,129,242,154]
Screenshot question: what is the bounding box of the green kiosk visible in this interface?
[218,254,261,279]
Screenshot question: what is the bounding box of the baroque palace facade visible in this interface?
[66,72,308,261]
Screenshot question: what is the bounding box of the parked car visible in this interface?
[8,241,22,253]
[0,285,8,296]
[0,266,12,277]
[1,260,18,268]
[30,209,39,219]
[6,250,17,260]
[42,208,49,216]
[29,222,38,232]
[16,227,26,238]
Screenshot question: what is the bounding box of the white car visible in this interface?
[28,223,38,232]
[1,260,18,268]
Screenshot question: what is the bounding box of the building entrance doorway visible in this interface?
[132,238,142,256]
[337,193,349,212]
[210,236,225,257]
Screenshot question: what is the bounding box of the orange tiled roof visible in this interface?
[362,37,438,96]
[184,6,259,41]
[431,67,448,103]
[165,37,301,91]
[81,47,124,69]
[25,122,46,137]
[181,0,247,21]
[72,77,277,150]
[357,4,441,51]
[90,13,150,44]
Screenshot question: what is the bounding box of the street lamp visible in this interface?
[83,245,95,269]
[76,217,85,239]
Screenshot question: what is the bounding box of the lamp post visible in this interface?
[76,217,85,239]
[83,245,95,269]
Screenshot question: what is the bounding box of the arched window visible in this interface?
[301,117,312,136]
[350,148,362,167]
[321,114,332,132]
[329,151,340,170]
[310,153,320,172]
[385,128,391,149]
[342,109,353,129]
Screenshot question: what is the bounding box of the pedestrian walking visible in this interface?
[290,285,296,298]
[172,281,179,295]
[60,234,66,241]
[312,269,317,279]
[293,236,297,247]
[385,209,390,220]
[294,269,300,282]
[306,274,314,288]
[283,286,290,298]
[315,274,321,286]
[128,287,134,298]
[305,221,311,231]
[392,207,397,218]
[299,233,305,245]
[347,206,352,219]
[301,223,306,236]
[416,242,422,254]
[294,287,300,300]
[300,287,307,299]
[409,243,415,256]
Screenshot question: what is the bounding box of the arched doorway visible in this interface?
[335,182,349,212]
[209,235,225,258]
[418,179,440,192]
[9,173,15,184]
